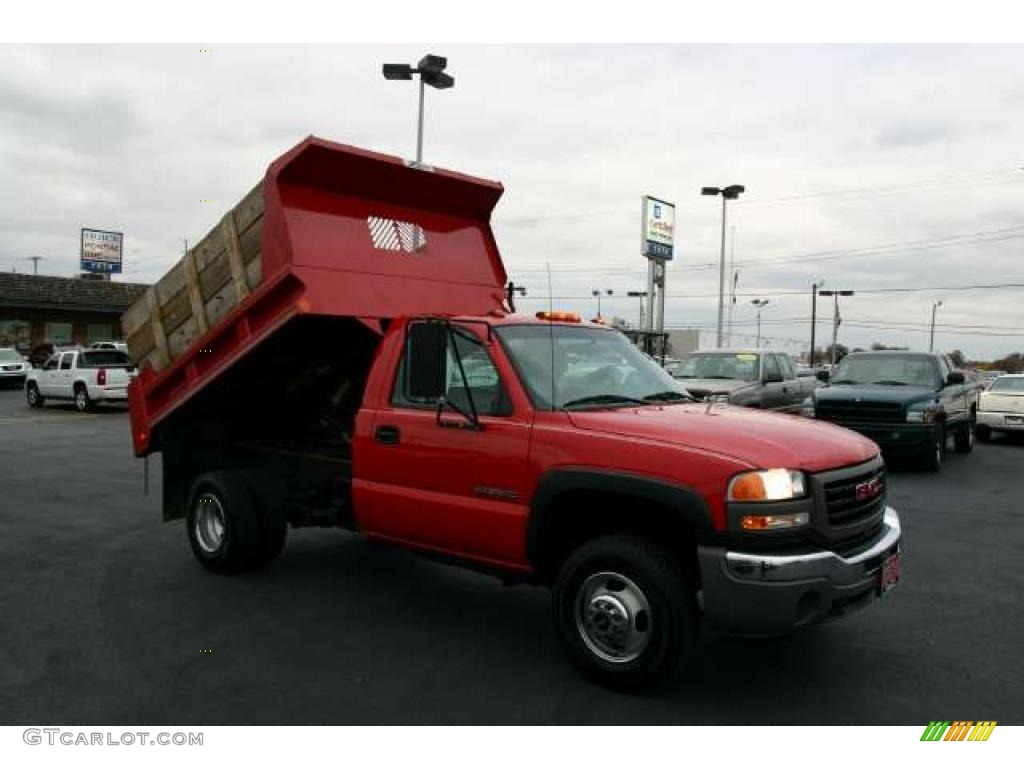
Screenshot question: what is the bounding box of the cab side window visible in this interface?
[43,355,59,371]
[392,325,512,416]
[763,354,782,381]
[59,353,74,370]
[779,355,797,380]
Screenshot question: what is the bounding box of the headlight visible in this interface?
[727,469,807,502]
[906,403,941,422]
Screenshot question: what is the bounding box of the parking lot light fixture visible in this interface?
[751,298,770,348]
[381,53,455,166]
[702,184,746,348]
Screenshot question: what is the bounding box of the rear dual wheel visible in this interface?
[187,471,287,574]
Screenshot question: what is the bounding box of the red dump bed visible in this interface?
[128,137,506,455]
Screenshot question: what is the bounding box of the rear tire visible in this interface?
[553,534,697,691]
[26,383,44,408]
[187,471,287,574]
[921,423,945,472]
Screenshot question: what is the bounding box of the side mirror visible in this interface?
[816,369,830,383]
[407,322,448,400]
[946,371,965,386]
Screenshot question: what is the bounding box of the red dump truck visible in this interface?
[125,137,902,689]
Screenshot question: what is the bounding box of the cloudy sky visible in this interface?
[2,44,1023,359]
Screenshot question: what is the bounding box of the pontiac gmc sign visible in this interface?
[81,228,124,274]
[641,195,675,260]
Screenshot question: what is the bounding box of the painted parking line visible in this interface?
[0,414,102,424]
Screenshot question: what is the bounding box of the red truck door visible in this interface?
[354,323,532,570]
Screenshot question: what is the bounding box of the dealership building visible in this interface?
[0,273,149,353]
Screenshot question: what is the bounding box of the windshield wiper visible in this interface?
[642,390,694,403]
[873,380,908,386]
[562,394,649,410]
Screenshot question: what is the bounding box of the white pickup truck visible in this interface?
[25,348,136,412]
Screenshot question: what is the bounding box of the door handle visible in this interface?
[375,425,401,445]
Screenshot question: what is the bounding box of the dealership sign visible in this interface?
[81,228,124,274]
[641,196,675,260]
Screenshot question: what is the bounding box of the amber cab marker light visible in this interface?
[536,311,581,323]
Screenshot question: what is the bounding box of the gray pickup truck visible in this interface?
[673,349,818,412]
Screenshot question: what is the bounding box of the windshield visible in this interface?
[496,325,690,410]
[989,377,1024,393]
[831,355,939,387]
[675,353,761,382]
[0,349,21,362]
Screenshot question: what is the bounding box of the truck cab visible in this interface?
[125,137,902,689]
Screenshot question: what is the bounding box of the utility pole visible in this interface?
[26,256,43,275]
[819,289,855,367]
[929,300,944,352]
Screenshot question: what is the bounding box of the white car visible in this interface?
[0,347,30,388]
[977,374,1024,441]
[25,348,137,411]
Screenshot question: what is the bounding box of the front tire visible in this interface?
[553,534,697,691]
[187,471,287,574]
[921,423,945,472]
[954,416,975,454]
[26,383,44,408]
[74,384,92,412]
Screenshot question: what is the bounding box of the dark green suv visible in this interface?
[805,351,977,471]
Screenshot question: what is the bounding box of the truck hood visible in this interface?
[675,379,754,396]
[814,384,937,407]
[566,404,878,472]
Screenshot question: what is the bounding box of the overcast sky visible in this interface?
[2,44,1023,359]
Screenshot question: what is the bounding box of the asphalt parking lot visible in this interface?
[1,386,1021,725]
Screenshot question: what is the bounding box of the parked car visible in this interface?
[0,347,30,388]
[26,348,137,411]
[805,351,977,470]
[977,374,1024,441]
[672,349,818,412]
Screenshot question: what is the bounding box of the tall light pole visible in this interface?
[592,288,613,319]
[726,226,739,346]
[929,300,944,352]
[627,290,648,329]
[382,54,455,167]
[701,184,745,348]
[751,299,770,348]
[818,289,854,367]
[809,279,825,367]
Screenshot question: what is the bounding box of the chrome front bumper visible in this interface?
[697,507,902,634]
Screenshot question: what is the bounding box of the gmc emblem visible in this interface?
[855,477,882,501]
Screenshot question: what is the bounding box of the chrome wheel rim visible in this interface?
[27,387,37,404]
[75,391,86,410]
[194,493,227,554]
[575,571,652,663]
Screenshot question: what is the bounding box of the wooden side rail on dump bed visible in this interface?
[121,182,264,373]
